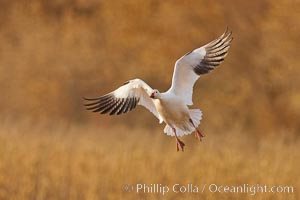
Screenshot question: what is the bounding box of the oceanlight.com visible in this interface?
[123,183,294,196]
[208,184,294,196]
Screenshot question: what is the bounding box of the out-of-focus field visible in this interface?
[0,0,300,199]
[0,0,299,135]
[0,121,299,200]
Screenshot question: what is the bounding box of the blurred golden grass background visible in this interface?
[0,121,299,200]
[0,0,299,199]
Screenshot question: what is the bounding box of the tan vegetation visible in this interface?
[0,0,299,199]
[0,121,299,200]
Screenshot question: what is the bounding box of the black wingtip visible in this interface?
[83,97,101,101]
[83,93,113,101]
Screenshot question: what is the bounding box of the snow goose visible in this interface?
[84,29,233,151]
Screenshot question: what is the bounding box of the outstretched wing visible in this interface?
[84,79,161,121]
[167,29,233,105]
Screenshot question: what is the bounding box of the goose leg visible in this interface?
[173,128,185,152]
[189,118,205,142]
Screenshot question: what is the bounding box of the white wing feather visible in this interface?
[84,79,162,122]
[113,79,161,120]
[167,29,233,105]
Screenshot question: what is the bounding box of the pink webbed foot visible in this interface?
[195,128,205,142]
[176,137,185,152]
[172,127,185,152]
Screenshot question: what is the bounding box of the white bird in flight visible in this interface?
[84,29,233,151]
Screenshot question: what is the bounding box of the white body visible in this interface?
[85,29,232,137]
[153,93,202,136]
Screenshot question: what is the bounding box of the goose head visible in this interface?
[150,89,161,99]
